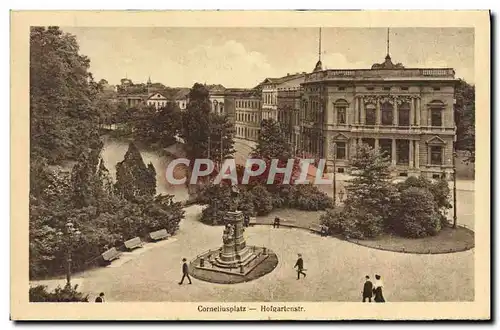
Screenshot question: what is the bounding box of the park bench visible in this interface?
[124,237,144,250]
[309,223,328,236]
[101,247,121,263]
[149,229,170,241]
[249,217,257,226]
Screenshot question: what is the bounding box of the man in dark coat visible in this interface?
[178,258,192,285]
[362,276,373,302]
[243,214,250,227]
[95,292,105,303]
[273,216,281,228]
[294,253,306,280]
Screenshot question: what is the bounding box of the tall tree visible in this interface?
[181,83,211,161]
[114,143,156,201]
[253,119,293,160]
[30,26,101,164]
[209,113,236,168]
[454,79,475,164]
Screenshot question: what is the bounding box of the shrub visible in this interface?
[392,187,441,238]
[200,205,227,225]
[29,284,89,302]
[288,184,333,211]
[250,185,274,216]
[320,205,384,239]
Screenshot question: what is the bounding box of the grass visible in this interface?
[347,225,475,254]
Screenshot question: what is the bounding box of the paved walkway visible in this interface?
[33,205,473,302]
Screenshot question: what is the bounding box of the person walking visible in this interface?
[95,292,105,303]
[362,276,373,302]
[243,214,250,227]
[294,253,306,280]
[373,274,385,302]
[178,258,192,285]
[273,216,281,228]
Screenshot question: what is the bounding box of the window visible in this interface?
[401,87,409,91]
[365,105,376,125]
[335,142,346,159]
[366,87,375,91]
[398,103,410,126]
[430,146,443,165]
[381,102,394,125]
[338,87,345,91]
[337,107,346,124]
[379,139,392,160]
[362,138,375,149]
[396,140,410,165]
[383,87,391,91]
[338,168,345,173]
[431,109,442,126]
[433,87,441,91]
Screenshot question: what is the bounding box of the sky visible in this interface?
[62,27,474,88]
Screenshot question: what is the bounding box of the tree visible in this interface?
[454,79,475,164]
[30,26,101,164]
[181,83,212,161]
[209,113,236,169]
[115,143,156,201]
[253,119,293,160]
[393,187,441,238]
[346,144,398,223]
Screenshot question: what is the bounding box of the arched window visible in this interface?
[398,102,410,126]
[381,102,393,125]
[365,103,376,125]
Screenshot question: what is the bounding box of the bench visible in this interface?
[124,237,143,250]
[309,224,328,236]
[249,217,257,226]
[101,247,121,263]
[149,229,170,241]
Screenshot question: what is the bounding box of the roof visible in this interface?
[259,72,308,86]
[206,84,226,93]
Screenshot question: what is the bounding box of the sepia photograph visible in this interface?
[10,10,490,320]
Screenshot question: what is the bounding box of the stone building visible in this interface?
[224,89,262,142]
[277,86,302,155]
[300,52,457,179]
[207,84,226,115]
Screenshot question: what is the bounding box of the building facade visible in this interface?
[230,91,262,142]
[277,87,302,155]
[300,54,457,179]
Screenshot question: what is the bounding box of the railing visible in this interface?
[304,68,455,82]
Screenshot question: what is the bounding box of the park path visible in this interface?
[38,205,473,303]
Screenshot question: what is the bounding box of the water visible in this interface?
[100,135,189,202]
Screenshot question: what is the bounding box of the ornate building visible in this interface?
[225,89,262,142]
[300,50,457,179]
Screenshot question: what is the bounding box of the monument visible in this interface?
[190,210,278,284]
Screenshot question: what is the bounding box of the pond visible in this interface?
[100,135,189,202]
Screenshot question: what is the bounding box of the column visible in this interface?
[376,99,381,125]
[416,98,421,126]
[391,138,397,166]
[393,98,398,126]
[354,97,359,124]
[415,140,420,168]
[360,97,365,125]
[409,140,414,167]
[350,138,357,159]
[410,98,415,126]
[374,138,379,150]
[333,104,337,126]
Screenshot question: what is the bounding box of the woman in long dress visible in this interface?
[373,274,385,302]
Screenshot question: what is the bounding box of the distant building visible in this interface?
[207,84,226,114]
[147,92,169,110]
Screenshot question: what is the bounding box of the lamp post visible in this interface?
[452,151,457,228]
[332,142,337,206]
[57,221,81,287]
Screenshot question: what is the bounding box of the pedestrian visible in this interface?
[273,216,281,228]
[178,258,192,285]
[95,292,105,303]
[362,276,373,302]
[244,214,250,227]
[294,253,307,280]
[373,274,385,302]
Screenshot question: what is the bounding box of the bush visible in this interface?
[237,189,256,216]
[288,184,333,211]
[321,206,384,239]
[392,187,441,238]
[250,185,274,216]
[200,205,227,225]
[29,284,89,302]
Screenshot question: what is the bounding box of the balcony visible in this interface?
[304,68,456,83]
